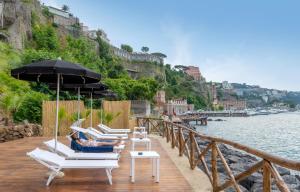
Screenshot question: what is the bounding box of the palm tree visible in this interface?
[62,5,69,12]
[97,110,121,126]
[57,107,67,136]
[0,92,22,126]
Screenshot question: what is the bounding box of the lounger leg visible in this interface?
[106,168,113,185]
[46,169,62,186]
[156,158,160,183]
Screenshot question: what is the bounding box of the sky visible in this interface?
[40,0,300,91]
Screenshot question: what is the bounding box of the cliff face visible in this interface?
[1,0,46,50]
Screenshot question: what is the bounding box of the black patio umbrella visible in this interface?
[11,60,101,151]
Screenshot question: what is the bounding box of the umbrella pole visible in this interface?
[77,87,80,121]
[54,74,60,152]
[90,92,93,128]
[100,99,103,124]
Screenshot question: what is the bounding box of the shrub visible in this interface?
[14,92,48,123]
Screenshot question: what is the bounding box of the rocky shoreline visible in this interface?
[195,138,300,192]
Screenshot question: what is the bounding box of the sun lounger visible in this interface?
[70,126,127,140]
[27,148,119,186]
[88,127,128,139]
[44,139,119,160]
[68,127,126,153]
[71,119,85,128]
[98,123,131,134]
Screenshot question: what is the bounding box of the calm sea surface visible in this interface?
[194,112,300,161]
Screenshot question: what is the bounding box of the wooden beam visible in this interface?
[263,160,271,192]
[211,142,219,192]
[216,145,241,192]
[266,162,290,192]
[217,160,263,191]
[189,131,195,169]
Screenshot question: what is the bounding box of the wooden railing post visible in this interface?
[137,117,300,192]
[171,124,175,148]
[189,131,195,169]
[211,141,219,192]
[166,123,170,143]
[162,121,166,138]
[263,160,271,192]
[178,127,183,156]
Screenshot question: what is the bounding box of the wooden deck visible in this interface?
[0,136,193,192]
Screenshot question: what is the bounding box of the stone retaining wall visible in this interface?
[0,123,42,143]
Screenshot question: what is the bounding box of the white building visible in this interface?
[222,81,233,89]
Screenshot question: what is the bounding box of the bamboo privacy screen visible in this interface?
[42,100,131,136]
[102,100,131,129]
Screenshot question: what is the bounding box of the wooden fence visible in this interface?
[103,100,131,129]
[42,100,131,136]
[137,117,300,192]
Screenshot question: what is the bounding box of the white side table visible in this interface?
[133,131,148,138]
[131,138,151,151]
[130,151,160,183]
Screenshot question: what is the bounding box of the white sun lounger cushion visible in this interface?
[89,127,128,138]
[98,124,131,133]
[27,148,119,168]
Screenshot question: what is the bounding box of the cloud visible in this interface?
[160,21,192,66]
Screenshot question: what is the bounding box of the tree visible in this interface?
[97,110,121,126]
[141,46,149,53]
[121,44,133,53]
[0,92,22,126]
[57,107,67,136]
[62,5,69,12]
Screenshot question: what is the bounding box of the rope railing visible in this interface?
[137,117,300,192]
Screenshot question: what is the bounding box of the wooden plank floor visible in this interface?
[0,136,192,192]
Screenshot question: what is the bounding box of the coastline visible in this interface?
[189,126,300,191]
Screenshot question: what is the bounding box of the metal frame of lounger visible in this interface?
[27,148,118,186]
[98,124,131,134]
[44,139,120,160]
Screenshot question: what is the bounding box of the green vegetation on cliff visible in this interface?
[0,0,210,125]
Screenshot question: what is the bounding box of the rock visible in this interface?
[225,185,249,192]
[282,175,300,185]
[227,155,241,164]
[215,119,224,121]
[275,165,291,176]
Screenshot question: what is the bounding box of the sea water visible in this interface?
[194,112,300,161]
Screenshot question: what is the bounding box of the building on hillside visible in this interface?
[183,66,202,80]
[218,100,247,110]
[47,6,78,27]
[164,99,194,116]
[208,83,218,105]
[222,81,233,89]
[87,29,110,43]
[81,24,89,36]
[154,90,166,105]
[0,1,3,29]
[130,100,151,116]
[111,45,164,64]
